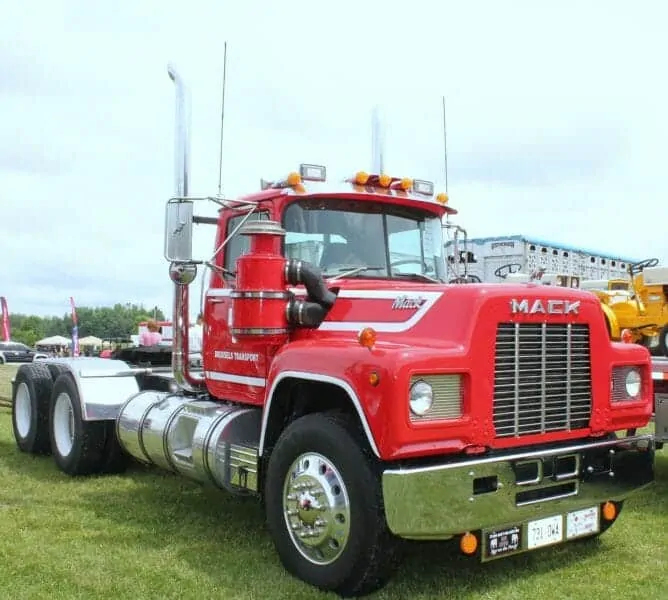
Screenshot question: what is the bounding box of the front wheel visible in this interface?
[264,412,399,597]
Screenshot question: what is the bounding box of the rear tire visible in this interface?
[658,325,668,357]
[264,412,399,597]
[49,374,107,476]
[11,363,56,454]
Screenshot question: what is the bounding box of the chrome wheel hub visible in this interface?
[15,382,32,439]
[53,392,75,457]
[282,452,351,565]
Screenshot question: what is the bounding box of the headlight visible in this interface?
[409,380,434,416]
[625,368,641,397]
[611,366,643,402]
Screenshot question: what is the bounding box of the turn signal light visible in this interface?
[602,501,617,521]
[459,532,478,555]
[620,329,633,344]
[358,326,377,349]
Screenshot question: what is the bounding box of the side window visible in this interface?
[224,211,269,271]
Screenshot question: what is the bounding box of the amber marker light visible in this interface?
[459,532,478,555]
[620,328,634,344]
[287,172,302,186]
[354,171,370,185]
[368,372,380,386]
[436,192,449,205]
[358,326,377,349]
[602,501,617,521]
[378,173,392,188]
[398,177,412,191]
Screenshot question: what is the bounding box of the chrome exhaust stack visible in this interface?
[166,64,204,393]
[371,105,385,174]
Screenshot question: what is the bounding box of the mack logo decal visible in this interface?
[391,295,427,310]
[510,298,580,315]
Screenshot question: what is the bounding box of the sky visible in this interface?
[1,0,667,318]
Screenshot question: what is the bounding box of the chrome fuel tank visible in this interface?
[115,391,261,493]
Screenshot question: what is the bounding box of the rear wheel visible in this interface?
[49,374,107,476]
[264,412,399,597]
[658,325,668,357]
[11,363,55,454]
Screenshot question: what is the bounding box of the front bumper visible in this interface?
[382,434,654,541]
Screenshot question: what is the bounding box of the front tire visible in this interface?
[264,412,399,597]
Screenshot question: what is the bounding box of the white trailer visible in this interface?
[446,234,639,285]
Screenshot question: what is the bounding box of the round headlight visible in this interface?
[410,380,434,416]
[625,369,641,397]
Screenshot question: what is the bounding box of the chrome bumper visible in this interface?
[382,434,655,540]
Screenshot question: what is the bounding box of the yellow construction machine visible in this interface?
[588,258,668,356]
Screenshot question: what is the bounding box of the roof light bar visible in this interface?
[413,179,434,196]
[299,163,326,181]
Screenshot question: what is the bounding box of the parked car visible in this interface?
[0,342,48,364]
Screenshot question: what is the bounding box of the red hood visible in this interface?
[291,280,604,346]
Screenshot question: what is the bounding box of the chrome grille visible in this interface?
[493,323,592,437]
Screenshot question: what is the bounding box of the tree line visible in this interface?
[7,304,167,347]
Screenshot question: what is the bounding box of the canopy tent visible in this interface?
[35,335,71,347]
[79,335,103,347]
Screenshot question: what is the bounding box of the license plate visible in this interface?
[484,525,521,558]
[566,506,599,539]
[527,514,563,549]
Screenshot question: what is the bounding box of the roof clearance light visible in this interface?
[399,177,412,191]
[413,179,434,195]
[299,163,326,182]
[354,171,369,185]
[286,172,302,186]
[378,173,392,188]
[436,192,449,205]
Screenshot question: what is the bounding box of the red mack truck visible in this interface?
[9,67,656,597]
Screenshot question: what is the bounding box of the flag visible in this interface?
[70,296,79,357]
[0,297,9,342]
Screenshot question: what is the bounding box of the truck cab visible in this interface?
[9,66,657,598]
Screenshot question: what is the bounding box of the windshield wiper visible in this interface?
[392,272,441,283]
[326,265,384,281]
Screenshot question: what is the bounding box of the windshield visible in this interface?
[283,198,446,281]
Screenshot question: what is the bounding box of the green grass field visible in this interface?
[0,363,666,599]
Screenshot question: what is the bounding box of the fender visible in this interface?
[601,304,621,339]
[40,357,140,421]
[259,366,381,459]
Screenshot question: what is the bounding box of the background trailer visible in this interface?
[446,234,639,285]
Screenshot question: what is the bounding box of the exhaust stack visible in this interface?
[167,64,204,393]
[371,105,385,174]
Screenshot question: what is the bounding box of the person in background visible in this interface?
[139,320,163,346]
[189,313,203,353]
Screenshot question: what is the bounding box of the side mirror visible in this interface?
[164,199,194,261]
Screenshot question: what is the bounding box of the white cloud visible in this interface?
[1,0,667,317]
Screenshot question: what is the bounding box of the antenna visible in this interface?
[442,95,448,194]
[217,41,228,196]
